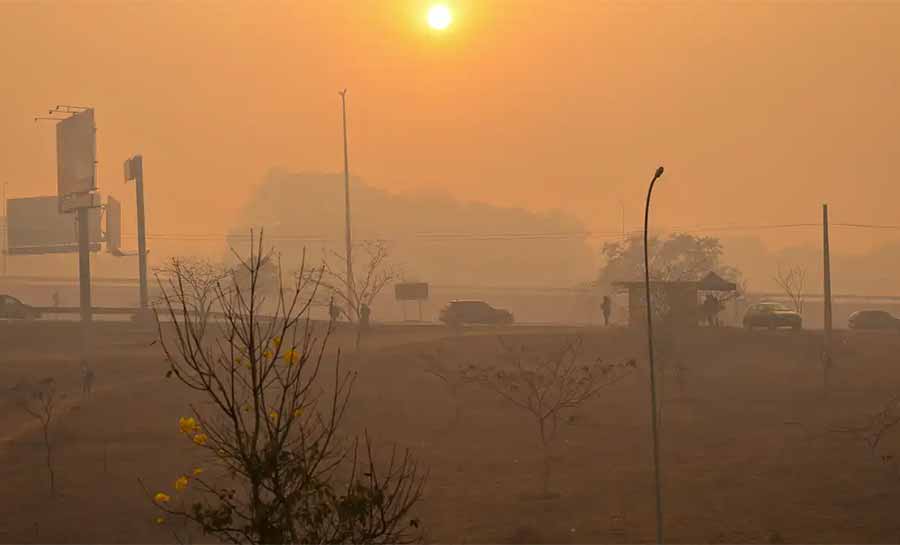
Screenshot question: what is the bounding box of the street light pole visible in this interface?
[339,89,355,316]
[643,165,665,544]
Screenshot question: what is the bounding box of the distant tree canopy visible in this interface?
[596,233,741,288]
[228,170,595,288]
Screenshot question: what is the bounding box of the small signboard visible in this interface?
[395,282,429,301]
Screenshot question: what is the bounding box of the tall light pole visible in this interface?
[643,165,665,544]
[339,89,355,315]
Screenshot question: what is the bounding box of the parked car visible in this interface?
[0,294,42,320]
[848,310,900,330]
[439,300,513,326]
[743,302,801,331]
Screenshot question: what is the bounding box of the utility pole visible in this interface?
[823,204,833,380]
[339,89,355,316]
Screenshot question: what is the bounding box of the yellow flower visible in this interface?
[293,408,304,418]
[192,467,204,477]
[174,475,189,491]
[262,349,273,360]
[234,356,243,365]
[283,348,299,365]
[154,492,171,504]
[178,417,199,435]
[192,433,208,446]
[272,336,282,347]
[154,516,166,525]
[269,410,279,422]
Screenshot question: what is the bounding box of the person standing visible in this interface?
[601,295,612,326]
[329,297,341,323]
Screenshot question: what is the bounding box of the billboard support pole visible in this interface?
[134,156,149,309]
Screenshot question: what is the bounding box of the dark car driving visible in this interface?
[439,300,513,326]
[0,295,41,320]
[848,310,900,330]
[743,302,801,331]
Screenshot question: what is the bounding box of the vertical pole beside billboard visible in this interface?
[124,155,149,310]
[55,107,98,354]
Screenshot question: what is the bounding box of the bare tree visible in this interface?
[464,336,636,497]
[774,264,807,314]
[154,257,229,338]
[13,378,63,496]
[311,240,396,324]
[147,234,424,545]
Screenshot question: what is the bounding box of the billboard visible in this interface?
[7,196,101,255]
[56,109,96,211]
[106,196,121,254]
[395,282,429,301]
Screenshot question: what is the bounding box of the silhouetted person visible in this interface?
[601,295,612,326]
[329,298,341,323]
[360,304,371,331]
[355,304,371,351]
[81,360,94,398]
[703,294,722,327]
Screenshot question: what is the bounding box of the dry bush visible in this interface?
[464,336,636,497]
[147,234,424,545]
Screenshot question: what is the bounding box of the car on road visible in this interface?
[0,294,42,320]
[743,302,801,331]
[848,310,900,331]
[439,300,513,326]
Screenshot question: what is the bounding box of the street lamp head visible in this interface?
[655,166,665,179]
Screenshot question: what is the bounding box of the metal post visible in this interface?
[339,90,355,318]
[643,166,665,544]
[77,206,93,349]
[134,155,149,309]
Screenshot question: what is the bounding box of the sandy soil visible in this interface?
[1,320,900,544]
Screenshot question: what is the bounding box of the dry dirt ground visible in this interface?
[1,320,900,544]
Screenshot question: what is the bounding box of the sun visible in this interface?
[427,4,453,31]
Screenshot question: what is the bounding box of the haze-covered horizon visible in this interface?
[3,1,900,258]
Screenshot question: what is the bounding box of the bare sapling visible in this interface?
[774,264,807,314]
[420,345,471,428]
[14,377,63,496]
[830,392,900,478]
[146,233,424,545]
[465,335,636,498]
[306,240,396,350]
[154,256,229,340]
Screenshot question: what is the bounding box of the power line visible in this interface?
[113,221,900,245]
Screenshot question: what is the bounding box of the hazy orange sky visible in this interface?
[2,1,900,254]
